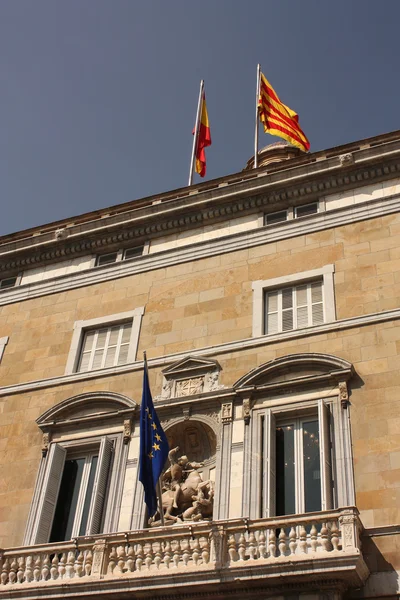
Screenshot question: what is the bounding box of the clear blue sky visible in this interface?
[1,0,399,236]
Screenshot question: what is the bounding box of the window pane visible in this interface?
[276,425,295,516]
[124,246,143,259]
[296,284,307,306]
[297,306,308,328]
[92,349,104,370]
[49,458,85,542]
[282,309,293,331]
[282,287,293,309]
[104,345,117,368]
[79,351,91,372]
[303,420,321,513]
[81,331,95,353]
[266,291,278,312]
[312,303,324,325]
[79,456,98,536]
[266,312,278,334]
[121,324,132,343]
[311,281,323,302]
[117,343,129,364]
[96,253,118,266]
[108,326,120,346]
[96,330,108,349]
[265,210,287,225]
[295,202,318,218]
[0,277,17,289]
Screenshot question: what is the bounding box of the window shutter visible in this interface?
[264,409,276,517]
[318,400,333,510]
[86,437,113,535]
[32,443,66,544]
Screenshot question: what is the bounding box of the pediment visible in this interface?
[234,353,353,389]
[37,391,137,429]
[163,356,221,377]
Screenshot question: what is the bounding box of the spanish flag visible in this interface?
[258,72,310,152]
[194,93,211,177]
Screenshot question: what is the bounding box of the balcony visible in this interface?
[0,507,369,600]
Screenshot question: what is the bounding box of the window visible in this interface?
[24,392,136,545]
[78,322,132,372]
[0,336,8,363]
[265,280,324,335]
[264,210,288,226]
[95,244,147,267]
[65,308,144,375]
[0,276,18,289]
[252,265,335,338]
[295,202,319,218]
[238,353,355,521]
[254,400,332,518]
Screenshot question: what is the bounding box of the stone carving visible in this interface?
[206,370,224,391]
[176,377,204,397]
[339,381,349,408]
[339,153,354,166]
[54,227,68,241]
[160,379,173,400]
[182,406,191,421]
[123,419,132,444]
[41,432,50,457]
[151,447,214,526]
[221,402,233,423]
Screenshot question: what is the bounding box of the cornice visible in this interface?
[1,138,400,274]
[0,192,400,307]
[1,306,399,398]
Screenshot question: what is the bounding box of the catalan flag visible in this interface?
[194,92,212,177]
[139,354,169,517]
[258,72,310,152]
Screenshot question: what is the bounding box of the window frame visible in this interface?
[0,273,22,290]
[252,264,335,338]
[65,307,145,375]
[294,201,319,218]
[0,336,8,363]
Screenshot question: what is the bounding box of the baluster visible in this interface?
[24,555,34,583]
[84,550,93,576]
[278,529,287,556]
[41,554,50,581]
[268,529,276,558]
[144,543,153,570]
[116,545,126,574]
[17,556,25,583]
[192,537,200,566]
[8,557,17,584]
[153,542,162,570]
[108,546,117,574]
[1,557,10,585]
[331,520,340,551]
[320,523,330,552]
[181,538,190,567]
[238,533,246,560]
[163,541,172,569]
[289,526,297,555]
[299,525,307,555]
[135,544,144,571]
[50,554,59,580]
[258,530,267,559]
[248,531,257,559]
[33,555,41,582]
[74,551,84,578]
[228,534,238,562]
[310,523,318,553]
[172,540,181,569]
[58,553,67,579]
[65,551,75,579]
[200,537,210,565]
[126,546,135,572]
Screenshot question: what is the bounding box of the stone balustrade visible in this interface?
[0,508,368,596]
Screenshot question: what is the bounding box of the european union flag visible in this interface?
[139,355,169,517]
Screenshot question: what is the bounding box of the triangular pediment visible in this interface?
[163,356,221,377]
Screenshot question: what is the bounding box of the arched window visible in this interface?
[24,392,136,545]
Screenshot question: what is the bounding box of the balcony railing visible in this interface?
[0,508,369,597]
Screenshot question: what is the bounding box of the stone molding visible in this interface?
[1,132,400,273]
[0,306,398,398]
[1,193,400,306]
[156,356,223,400]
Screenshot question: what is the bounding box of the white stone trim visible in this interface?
[1,306,399,398]
[0,335,9,363]
[252,264,335,337]
[64,307,145,375]
[0,193,399,307]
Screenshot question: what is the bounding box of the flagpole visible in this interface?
[254,64,261,169]
[188,79,204,186]
[156,479,165,526]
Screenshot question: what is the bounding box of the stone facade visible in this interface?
[0,131,400,599]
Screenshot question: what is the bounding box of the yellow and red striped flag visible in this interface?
[194,92,211,177]
[258,72,310,152]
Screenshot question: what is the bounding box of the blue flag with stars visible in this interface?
[139,356,169,517]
